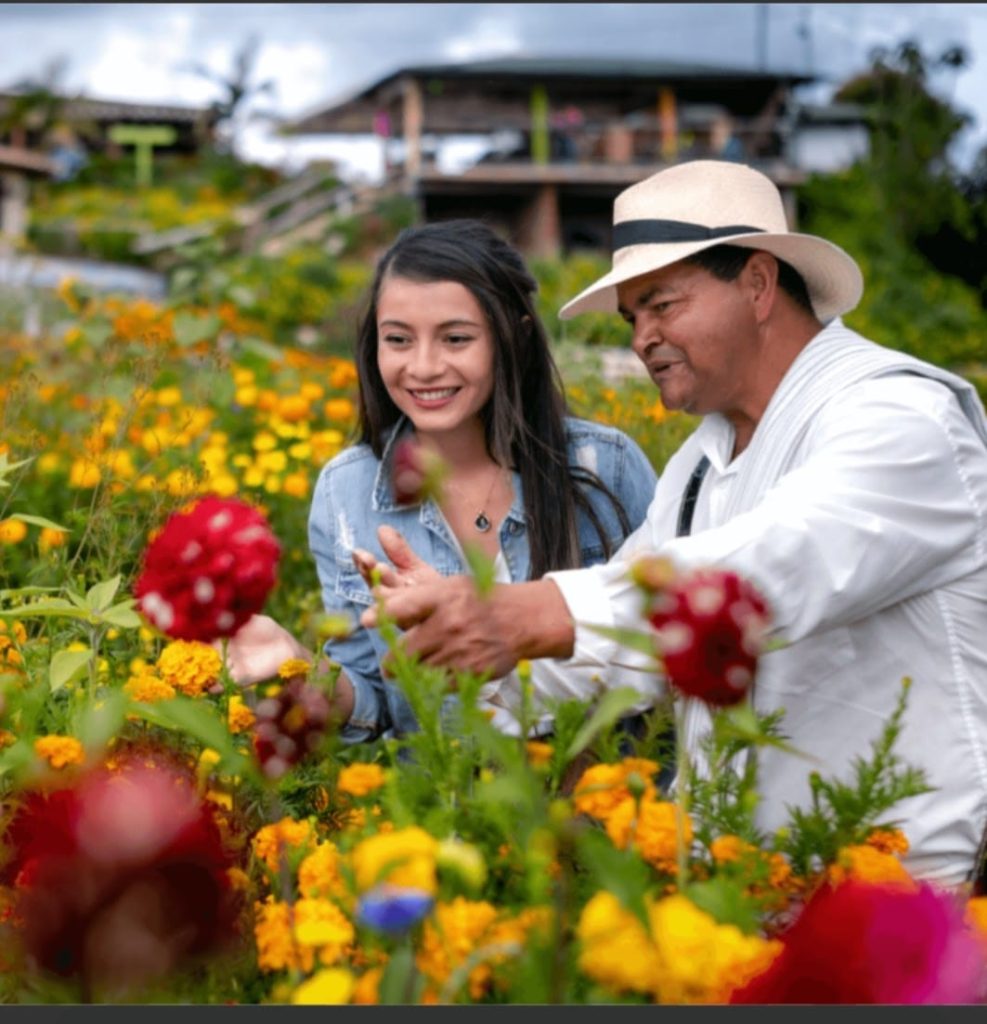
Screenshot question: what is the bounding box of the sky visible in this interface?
[1,3,986,180]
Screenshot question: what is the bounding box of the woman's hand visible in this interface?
[352,524,442,589]
[214,614,312,687]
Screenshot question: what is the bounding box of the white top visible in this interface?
[547,321,987,886]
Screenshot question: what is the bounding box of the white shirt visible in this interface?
[547,323,987,886]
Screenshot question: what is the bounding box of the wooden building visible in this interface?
[0,144,54,245]
[284,56,815,257]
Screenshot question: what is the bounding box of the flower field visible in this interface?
[1,281,986,1005]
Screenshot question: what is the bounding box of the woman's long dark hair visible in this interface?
[354,218,632,578]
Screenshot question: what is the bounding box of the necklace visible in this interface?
[448,464,504,533]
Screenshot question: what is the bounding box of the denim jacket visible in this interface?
[307,415,658,743]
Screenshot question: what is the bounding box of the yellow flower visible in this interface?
[282,472,310,499]
[323,398,355,423]
[277,395,311,423]
[416,897,500,998]
[0,518,28,544]
[966,897,987,945]
[525,740,553,768]
[68,458,101,489]
[826,844,916,888]
[572,758,660,821]
[34,735,85,769]
[350,826,438,893]
[227,694,255,734]
[352,967,384,1005]
[38,526,68,553]
[252,817,318,875]
[865,828,910,856]
[156,640,223,697]
[123,670,176,703]
[278,657,311,680]
[252,431,278,452]
[156,386,183,407]
[298,841,346,900]
[605,796,690,874]
[292,897,355,965]
[577,890,662,996]
[292,968,354,1005]
[337,762,388,797]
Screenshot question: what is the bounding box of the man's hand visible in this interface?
[352,524,442,589]
[361,576,576,679]
[214,614,312,686]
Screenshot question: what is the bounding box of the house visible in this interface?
[0,144,54,245]
[0,90,217,158]
[282,56,817,258]
[784,101,870,174]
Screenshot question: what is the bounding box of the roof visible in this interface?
[285,54,815,135]
[0,143,55,175]
[0,90,213,125]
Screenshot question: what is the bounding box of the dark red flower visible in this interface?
[1,753,241,999]
[391,438,447,507]
[134,496,280,642]
[730,880,987,1004]
[646,565,770,706]
[252,676,332,780]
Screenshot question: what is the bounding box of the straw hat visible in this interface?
[559,160,863,323]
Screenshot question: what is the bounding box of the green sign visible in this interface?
[108,123,178,187]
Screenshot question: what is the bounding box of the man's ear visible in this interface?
[743,251,780,323]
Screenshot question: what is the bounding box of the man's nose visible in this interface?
[630,321,656,361]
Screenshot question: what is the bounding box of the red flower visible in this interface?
[730,880,987,1004]
[2,752,241,998]
[134,496,280,642]
[391,438,447,507]
[252,676,332,780]
[646,566,770,706]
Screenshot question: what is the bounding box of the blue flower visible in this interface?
[357,884,434,934]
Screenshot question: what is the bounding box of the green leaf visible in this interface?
[0,451,34,489]
[81,319,113,348]
[583,621,659,659]
[173,311,221,348]
[462,541,496,598]
[715,703,818,763]
[76,690,128,751]
[131,696,251,775]
[86,575,122,612]
[565,687,646,760]
[49,648,93,692]
[0,598,87,620]
[9,513,68,531]
[235,335,285,362]
[576,827,652,929]
[684,876,760,934]
[100,603,143,629]
[377,943,419,1005]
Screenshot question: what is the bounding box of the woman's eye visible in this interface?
[382,334,410,346]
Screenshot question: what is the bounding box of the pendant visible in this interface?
[474,512,491,533]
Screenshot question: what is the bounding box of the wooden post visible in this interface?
[530,85,549,165]
[108,124,177,187]
[659,87,678,160]
[402,78,424,179]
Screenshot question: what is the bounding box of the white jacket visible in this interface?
[548,320,987,886]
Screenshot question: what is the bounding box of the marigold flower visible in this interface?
[298,841,346,900]
[525,740,553,768]
[337,762,388,797]
[416,896,499,998]
[826,844,915,888]
[123,671,177,704]
[252,817,317,876]
[323,398,355,423]
[0,518,28,544]
[605,796,691,874]
[277,657,311,680]
[350,826,438,894]
[38,526,69,553]
[34,735,85,769]
[572,758,660,821]
[134,496,280,642]
[156,640,223,697]
[227,694,255,734]
[865,828,910,857]
[577,891,662,996]
[292,967,355,1005]
[646,566,771,706]
[352,966,384,1004]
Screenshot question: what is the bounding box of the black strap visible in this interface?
[613,220,764,252]
[676,455,711,538]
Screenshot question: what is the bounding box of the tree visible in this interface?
[177,35,280,157]
[0,56,74,149]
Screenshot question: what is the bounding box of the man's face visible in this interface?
[616,259,760,418]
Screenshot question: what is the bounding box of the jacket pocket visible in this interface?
[334,568,373,607]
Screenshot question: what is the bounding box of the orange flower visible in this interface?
[34,735,85,769]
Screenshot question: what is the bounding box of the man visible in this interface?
[364,159,987,888]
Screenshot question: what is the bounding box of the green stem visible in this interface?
[674,696,692,889]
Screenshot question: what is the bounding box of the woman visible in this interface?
[223,219,658,740]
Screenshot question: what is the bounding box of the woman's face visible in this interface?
[376,274,496,441]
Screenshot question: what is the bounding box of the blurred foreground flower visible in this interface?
[639,559,771,707]
[0,752,241,999]
[391,438,448,507]
[252,676,332,780]
[357,884,434,934]
[134,496,280,642]
[729,880,987,1004]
